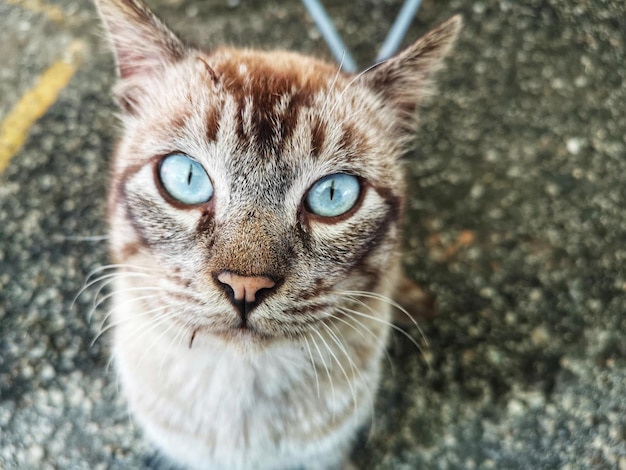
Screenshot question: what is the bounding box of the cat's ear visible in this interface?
[95,0,186,110]
[363,15,462,130]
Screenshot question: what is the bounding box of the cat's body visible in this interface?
[95,1,459,468]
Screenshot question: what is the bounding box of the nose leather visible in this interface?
[216,271,277,320]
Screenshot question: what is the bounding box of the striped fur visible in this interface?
[96,1,460,468]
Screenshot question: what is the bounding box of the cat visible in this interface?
[94,0,460,468]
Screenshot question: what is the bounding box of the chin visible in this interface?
[201,324,282,353]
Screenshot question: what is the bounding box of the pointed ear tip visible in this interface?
[448,14,464,27]
[440,14,463,38]
[424,15,462,54]
[92,0,120,21]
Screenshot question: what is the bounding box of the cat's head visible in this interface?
[96,0,460,345]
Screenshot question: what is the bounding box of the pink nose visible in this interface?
[216,272,277,319]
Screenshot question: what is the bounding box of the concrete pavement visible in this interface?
[0,0,624,468]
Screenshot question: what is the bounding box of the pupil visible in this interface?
[329,180,335,201]
[187,164,193,185]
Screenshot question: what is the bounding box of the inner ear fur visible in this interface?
[362,15,462,128]
[95,0,187,80]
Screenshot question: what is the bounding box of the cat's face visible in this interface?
[109,48,404,342]
[99,0,460,346]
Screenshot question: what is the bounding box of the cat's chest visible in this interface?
[113,323,361,469]
[115,324,318,425]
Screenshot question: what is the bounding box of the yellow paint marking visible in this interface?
[0,40,85,174]
[5,0,66,23]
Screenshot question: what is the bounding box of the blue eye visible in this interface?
[158,154,213,205]
[306,173,360,217]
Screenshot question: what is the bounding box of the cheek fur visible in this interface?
[120,164,205,256]
[305,188,399,262]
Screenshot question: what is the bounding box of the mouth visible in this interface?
[188,324,272,349]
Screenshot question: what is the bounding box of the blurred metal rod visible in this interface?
[302,0,358,72]
[376,0,422,62]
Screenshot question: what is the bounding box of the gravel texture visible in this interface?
[0,0,625,468]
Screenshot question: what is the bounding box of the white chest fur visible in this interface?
[112,289,386,470]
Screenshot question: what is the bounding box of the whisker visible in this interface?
[92,293,163,336]
[328,312,395,373]
[84,263,156,281]
[341,290,420,326]
[327,311,378,345]
[325,321,376,432]
[83,276,156,322]
[339,305,428,366]
[302,335,321,399]
[137,311,184,374]
[106,352,116,376]
[320,322,362,420]
[55,234,110,242]
[355,296,431,371]
[87,286,164,324]
[327,60,388,118]
[91,304,171,347]
[119,307,178,352]
[161,316,192,377]
[73,270,153,313]
[341,290,429,347]
[308,332,336,419]
[76,265,152,300]
[319,52,345,118]
[108,307,189,375]
[312,328,356,417]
